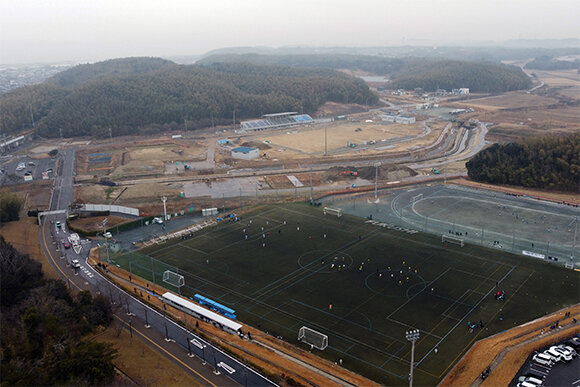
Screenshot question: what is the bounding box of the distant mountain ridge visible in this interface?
[198,54,532,93]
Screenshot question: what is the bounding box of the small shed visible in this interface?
[232,146,259,160]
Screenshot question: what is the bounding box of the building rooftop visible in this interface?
[232,146,257,153]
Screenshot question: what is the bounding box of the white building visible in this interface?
[231,146,259,160]
[459,88,470,95]
[381,114,415,124]
[395,116,416,124]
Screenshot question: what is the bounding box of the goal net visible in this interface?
[298,326,328,350]
[163,270,185,288]
[323,207,342,217]
[442,234,464,247]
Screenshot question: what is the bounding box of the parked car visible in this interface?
[63,242,71,249]
[518,375,543,386]
[552,345,574,361]
[532,353,554,367]
[544,347,565,362]
[517,382,539,387]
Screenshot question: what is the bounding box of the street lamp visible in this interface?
[406,329,420,387]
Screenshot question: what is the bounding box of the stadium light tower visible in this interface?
[161,196,167,221]
[405,329,420,387]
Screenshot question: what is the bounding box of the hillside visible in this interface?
[466,132,579,191]
[0,58,377,138]
[198,54,532,92]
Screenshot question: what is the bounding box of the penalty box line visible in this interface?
[415,265,517,368]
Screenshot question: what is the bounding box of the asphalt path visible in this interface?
[39,148,275,387]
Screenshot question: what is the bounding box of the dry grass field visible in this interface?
[461,93,560,110]
[250,121,444,156]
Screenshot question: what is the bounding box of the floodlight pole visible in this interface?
[374,162,381,200]
[405,329,420,387]
[102,218,110,263]
[161,196,167,221]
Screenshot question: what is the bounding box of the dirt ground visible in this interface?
[69,215,134,234]
[76,138,206,178]
[461,93,560,110]
[250,121,434,156]
[0,217,58,279]
[90,323,201,387]
[455,178,580,205]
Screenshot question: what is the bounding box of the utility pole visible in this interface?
[324,126,328,156]
[109,128,112,142]
[309,167,313,203]
[374,162,381,202]
[102,218,110,263]
[406,329,420,387]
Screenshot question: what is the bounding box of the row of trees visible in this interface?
[525,56,580,71]
[466,132,579,191]
[0,236,117,385]
[0,58,378,138]
[0,188,24,222]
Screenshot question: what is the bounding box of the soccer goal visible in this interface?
[410,193,423,203]
[298,326,328,350]
[163,270,185,288]
[442,234,464,247]
[323,207,342,217]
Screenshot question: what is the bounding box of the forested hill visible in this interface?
[47,57,176,88]
[0,58,377,138]
[198,54,532,92]
[466,132,579,191]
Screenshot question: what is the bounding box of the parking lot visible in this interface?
[510,335,580,386]
[0,155,57,186]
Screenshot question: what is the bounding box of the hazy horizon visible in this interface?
[1,0,579,65]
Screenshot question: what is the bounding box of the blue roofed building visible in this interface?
[231,146,259,160]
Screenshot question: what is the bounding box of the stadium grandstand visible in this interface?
[239,112,313,132]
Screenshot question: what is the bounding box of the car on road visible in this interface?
[71,259,80,269]
[63,242,71,249]
[55,221,62,229]
[28,161,35,166]
[103,232,112,239]
[45,168,53,173]
[16,162,25,171]
[153,217,164,224]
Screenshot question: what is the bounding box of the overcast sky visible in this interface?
[1,0,579,65]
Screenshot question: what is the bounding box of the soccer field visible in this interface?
[113,202,579,385]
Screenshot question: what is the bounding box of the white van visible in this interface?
[532,353,553,367]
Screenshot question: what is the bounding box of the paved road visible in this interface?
[39,148,275,387]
